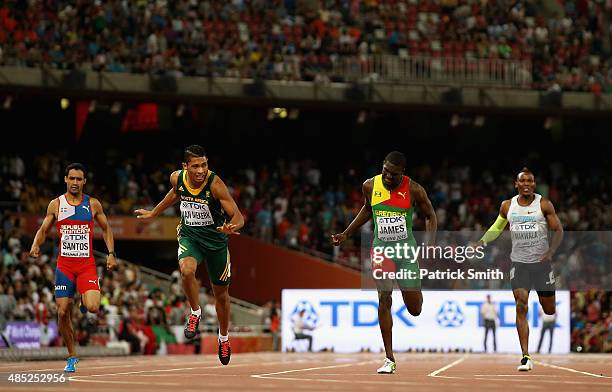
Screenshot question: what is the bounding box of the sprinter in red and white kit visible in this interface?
[29,163,117,373]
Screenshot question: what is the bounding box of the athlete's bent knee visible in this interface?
[541,302,555,315]
[543,306,555,315]
[408,303,422,317]
[402,292,422,316]
[86,305,99,313]
[516,301,528,316]
[180,265,196,278]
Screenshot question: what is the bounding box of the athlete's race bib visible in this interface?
[376,216,408,242]
[60,225,91,258]
[510,218,540,244]
[181,201,214,226]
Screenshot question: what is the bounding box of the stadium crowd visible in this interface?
[0,0,610,91]
[571,289,611,352]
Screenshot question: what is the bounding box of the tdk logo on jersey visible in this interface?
[291,300,319,327]
[436,300,465,327]
[379,217,403,224]
[512,223,536,230]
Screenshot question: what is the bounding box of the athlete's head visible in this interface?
[64,163,87,196]
[182,144,208,183]
[515,167,536,197]
[382,151,406,189]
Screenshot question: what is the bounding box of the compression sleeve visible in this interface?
[480,215,508,245]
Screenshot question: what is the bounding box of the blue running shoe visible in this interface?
[64,356,79,373]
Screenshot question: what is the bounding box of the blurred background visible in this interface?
[0,0,609,357]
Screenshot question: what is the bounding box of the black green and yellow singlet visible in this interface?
[176,170,227,251]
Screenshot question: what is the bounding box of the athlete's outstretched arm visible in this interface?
[478,200,510,246]
[92,198,117,271]
[29,199,58,258]
[211,176,244,235]
[331,180,373,246]
[540,199,563,262]
[411,180,437,246]
[135,171,179,219]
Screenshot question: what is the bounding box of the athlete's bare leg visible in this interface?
[513,288,530,355]
[538,293,556,315]
[179,257,200,311]
[400,289,423,316]
[377,290,394,361]
[212,284,230,336]
[56,298,76,357]
[81,290,101,313]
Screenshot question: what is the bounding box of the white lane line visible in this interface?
[474,374,586,377]
[534,360,611,379]
[250,375,424,386]
[70,360,290,379]
[272,373,389,376]
[473,377,612,386]
[251,360,377,379]
[129,374,244,377]
[69,378,180,385]
[427,354,469,378]
[71,366,203,378]
[252,363,353,378]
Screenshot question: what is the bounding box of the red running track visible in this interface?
[0,352,610,392]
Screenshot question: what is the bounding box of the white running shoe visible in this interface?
[517,355,533,371]
[377,358,396,374]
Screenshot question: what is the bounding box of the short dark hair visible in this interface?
[65,162,87,177]
[384,151,407,169]
[517,167,534,179]
[183,145,206,163]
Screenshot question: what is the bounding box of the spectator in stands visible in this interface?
[0,284,16,347]
[169,297,189,326]
[203,295,217,333]
[118,306,143,355]
[270,299,281,352]
[147,304,176,353]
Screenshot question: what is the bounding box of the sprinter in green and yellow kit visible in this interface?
[332,151,437,375]
[135,145,243,366]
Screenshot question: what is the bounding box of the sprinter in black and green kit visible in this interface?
[332,151,437,374]
[135,145,244,365]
